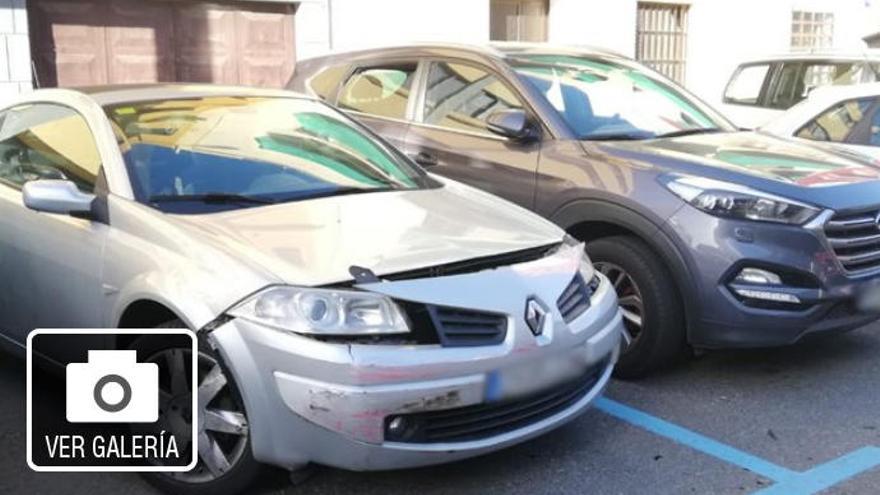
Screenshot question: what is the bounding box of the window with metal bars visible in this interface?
[635,2,689,84]
[791,11,834,51]
[490,0,548,42]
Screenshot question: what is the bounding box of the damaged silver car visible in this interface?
[0,85,623,494]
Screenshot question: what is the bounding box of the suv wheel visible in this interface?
[586,235,687,378]
[131,320,269,495]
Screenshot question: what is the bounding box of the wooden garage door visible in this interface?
[29,0,296,88]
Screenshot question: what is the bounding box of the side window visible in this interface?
[422,61,525,135]
[0,104,101,192]
[870,102,880,146]
[796,98,873,143]
[337,63,417,119]
[307,64,349,101]
[768,63,803,109]
[723,64,770,105]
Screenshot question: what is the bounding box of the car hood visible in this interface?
[167,179,564,287]
[600,131,880,211]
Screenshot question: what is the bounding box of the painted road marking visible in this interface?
[595,398,880,494]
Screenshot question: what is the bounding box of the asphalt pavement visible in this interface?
[2,323,879,494]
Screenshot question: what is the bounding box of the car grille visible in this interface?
[557,274,594,323]
[428,305,507,347]
[824,210,880,273]
[384,359,607,443]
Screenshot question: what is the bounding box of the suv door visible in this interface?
[405,60,540,208]
[335,62,419,151]
[0,103,108,355]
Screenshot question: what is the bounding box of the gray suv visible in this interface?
[290,43,880,377]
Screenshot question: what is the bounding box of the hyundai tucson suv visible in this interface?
[290,43,880,377]
[0,85,622,494]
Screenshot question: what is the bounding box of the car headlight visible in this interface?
[663,175,819,225]
[228,286,410,336]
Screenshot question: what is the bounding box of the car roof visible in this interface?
[300,41,629,65]
[72,83,311,106]
[737,50,880,65]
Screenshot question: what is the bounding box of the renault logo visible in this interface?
[525,297,548,336]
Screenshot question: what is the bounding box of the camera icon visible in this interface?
[66,350,159,423]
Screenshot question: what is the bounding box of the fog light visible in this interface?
[387,416,407,434]
[735,267,782,285]
[733,288,801,304]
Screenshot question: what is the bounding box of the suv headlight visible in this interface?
[663,175,820,225]
[229,286,410,336]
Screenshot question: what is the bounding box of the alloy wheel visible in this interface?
[594,261,645,350]
[144,347,249,483]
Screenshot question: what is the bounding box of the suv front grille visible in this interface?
[825,210,880,273]
[384,359,607,443]
[427,306,507,347]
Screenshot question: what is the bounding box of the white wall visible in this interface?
[548,0,636,56]
[296,0,490,58]
[0,0,31,98]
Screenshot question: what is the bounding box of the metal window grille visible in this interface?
[791,11,834,51]
[636,2,689,84]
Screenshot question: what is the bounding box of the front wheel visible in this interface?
[586,235,688,378]
[131,321,268,495]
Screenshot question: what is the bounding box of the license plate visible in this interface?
[856,283,880,313]
[485,347,588,402]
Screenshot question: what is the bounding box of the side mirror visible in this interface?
[487,109,539,142]
[22,180,95,216]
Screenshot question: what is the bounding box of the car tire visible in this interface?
[585,235,687,378]
[131,320,270,495]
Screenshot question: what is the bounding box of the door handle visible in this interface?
[411,151,439,168]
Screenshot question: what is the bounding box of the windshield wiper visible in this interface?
[581,131,655,141]
[654,127,722,139]
[148,193,277,205]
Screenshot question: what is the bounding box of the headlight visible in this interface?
[663,175,820,225]
[228,286,410,336]
[578,248,595,282]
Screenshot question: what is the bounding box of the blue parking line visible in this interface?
[754,447,880,495]
[594,398,880,494]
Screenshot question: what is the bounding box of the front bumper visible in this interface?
[207,244,622,471]
[665,206,880,348]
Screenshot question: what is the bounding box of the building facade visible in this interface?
[3,0,879,105]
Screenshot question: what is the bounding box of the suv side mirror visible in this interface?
[22,180,95,216]
[487,109,539,142]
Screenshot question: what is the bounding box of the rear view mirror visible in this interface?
[487,109,539,142]
[22,180,95,216]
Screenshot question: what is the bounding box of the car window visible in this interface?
[768,63,803,109]
[307,64,349,101]
[796,97,873,143]
[337,63,417,120]
[803,62,870,91]
[105,96,434,214]
[422,61,525,135]
[0,103,101,192]
[724,64,770,105]
[870,103,880,146]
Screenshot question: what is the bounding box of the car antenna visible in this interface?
[349,265,380,283]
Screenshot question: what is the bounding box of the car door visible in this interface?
[0,103,109,359]
[404,59,540,209]
[335,61,419,151]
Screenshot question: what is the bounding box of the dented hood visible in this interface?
[168,179,564,286]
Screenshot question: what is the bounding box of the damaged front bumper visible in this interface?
[206,244,623,471]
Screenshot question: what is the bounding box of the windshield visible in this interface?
[509,54,734,140]
[105,96,434,213]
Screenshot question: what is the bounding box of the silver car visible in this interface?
[0,85,623,494]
